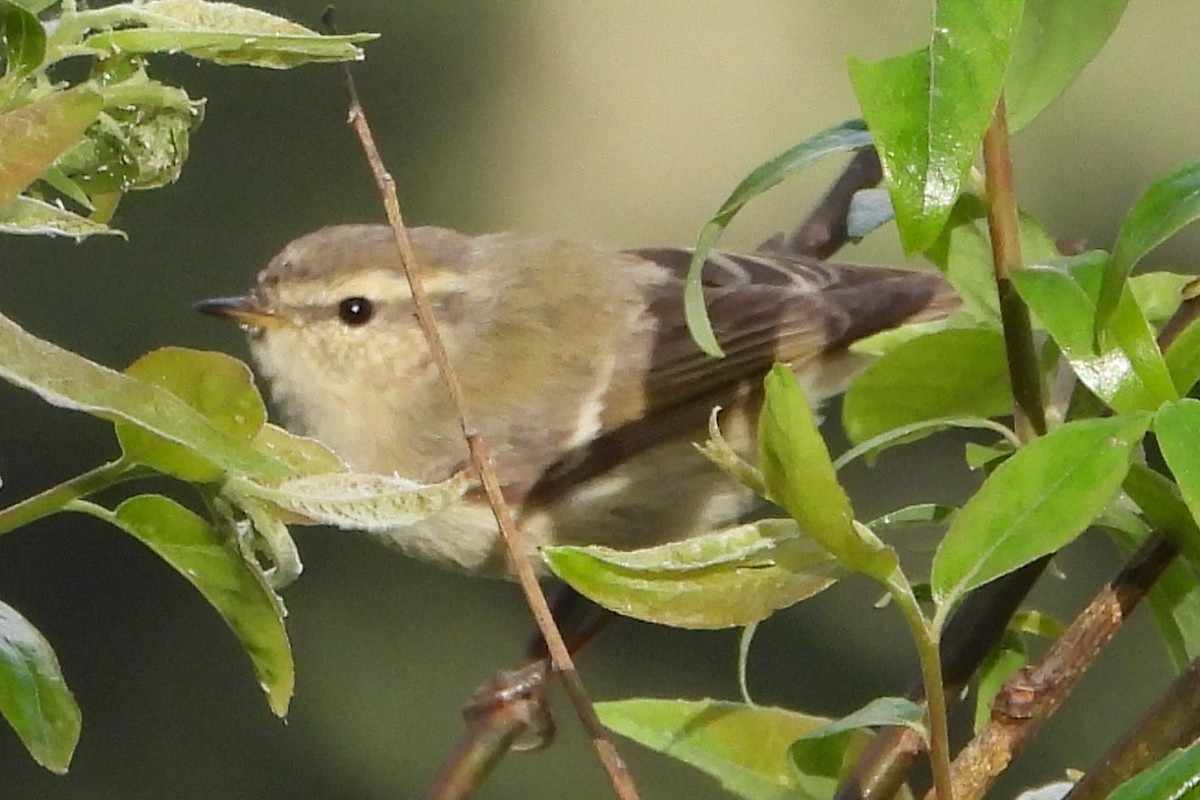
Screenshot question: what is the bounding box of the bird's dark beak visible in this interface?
[194,295,280,329]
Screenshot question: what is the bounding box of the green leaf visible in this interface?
[250,423,344,476]
[107,495,293,716]
[1129,271,1192,326]
[973,631,1025,731]
[842,329,1012,445]
[598,698,869,800]
[1108,738,1200,800]
[932,414,1151,609]
[792,696,927,744]
[543,519,843,629]
[923,195,1061,325]
[1166,315,1200,397]
[1098,158,1200,336]
[1123,462,1200,573]
[1100,506,1200,671]
[1014,259,1177,413]
[834,416,1019,471]
[1004,0,1130,131]
[0,312,290,480]
[761,364,895,578]
[0,1,46,77]
[117,347,267,482]
[1010,609,1065,639]
[0,86,102,207]
[866,503,956,535]
[684,119,872,356]
[0,601,80,773]
[0,194,122,239]
[695,407,765,496]
[225,470,470,532]
[848,0,1023,253]
[55,76,205,195]
[1152,400,1200,570]
[82,0,377,69]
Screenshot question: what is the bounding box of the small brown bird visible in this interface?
[197,225,957,578]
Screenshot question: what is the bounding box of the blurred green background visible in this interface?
[2,2,1199,798]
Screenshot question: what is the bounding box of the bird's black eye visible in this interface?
[337,296,374,326]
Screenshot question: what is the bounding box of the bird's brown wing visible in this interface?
[523,246,957,505]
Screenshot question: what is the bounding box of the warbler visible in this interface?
[197,224,958,578]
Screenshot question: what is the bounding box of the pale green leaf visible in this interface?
[544,519,843,629]
[0,312,290,480]
[599,698,869,800]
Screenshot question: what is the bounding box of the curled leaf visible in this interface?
[225,471,470,532]
[544,519,844,629]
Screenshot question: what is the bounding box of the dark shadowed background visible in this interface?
[2,3,1199,798]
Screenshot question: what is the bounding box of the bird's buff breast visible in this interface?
[366,410,762,579]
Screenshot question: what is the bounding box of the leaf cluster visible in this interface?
[0,0,375,238]
[543,2,1200,798]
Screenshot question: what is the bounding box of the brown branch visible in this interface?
[758,146,884,259]
[425,662,553,800]
[1066,654,1200,800]
[926,532,1177,800]
[330,51,639,800]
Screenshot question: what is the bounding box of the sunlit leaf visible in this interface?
[250,423,344,476]
[932,414,1151,608]
[761,365,895,578]
[1014,259,1177,413]
[843,329,1011,445]
[107,495,293,716]
[598,698,870,800]
[544,519,843,629]
[117,347,266,482]
[0,313,289,480]
[848,0,1022,253]
[684,119,872,356]
[1097,158,1200,336]
[1004,0,1130,131]
[82,0,376,69]
[225,470,470,532]
[0,601,79,773]
[56,77,205,195]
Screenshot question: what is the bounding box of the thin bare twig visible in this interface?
[329,42,639,800]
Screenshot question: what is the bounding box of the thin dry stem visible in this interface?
[337,73,639,800]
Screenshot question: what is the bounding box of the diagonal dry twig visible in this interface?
[326,26,639,800]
